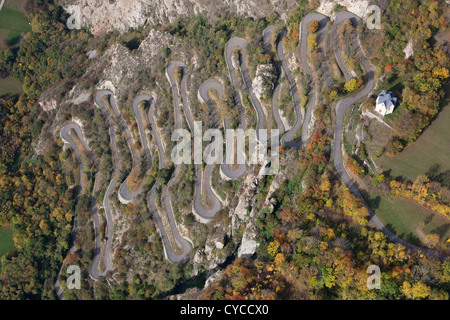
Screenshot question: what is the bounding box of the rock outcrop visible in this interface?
[252,64,276,101]
[317,0,371,19]
[61,0,299,35]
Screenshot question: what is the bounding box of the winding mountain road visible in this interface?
[136,94,190,262]
[225,37,266,141]
[55,124,86,299]
[193,79,226,219]
[57,11,447,290]
[148,61,195,262]
[59,122,114,283]
[133,93,193,261]
[94,90,143,205]
[93,92,121,278]
[266,27,303,149]
[221,39,250,180]
[263,26,285,138]
[332,12,356,83]
[299,13,322,143]
[147,99,165,169]
[113,96,144,204]
[132,95,153,173]
[316,16,335,88]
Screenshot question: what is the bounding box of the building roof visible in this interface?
[377,90,397,109]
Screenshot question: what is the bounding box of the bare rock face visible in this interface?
[64,0,148,35]
[317,0,370,19]
[38,95,58,112]
[252,64,276,101]
[62,0,298,35]
[39,99,58,112]
[192,224,229,275]
[237,223,258,258]
[95,28,183,97]
[98,42,140,94]
[204,270,224,289]
[403,38,414,59]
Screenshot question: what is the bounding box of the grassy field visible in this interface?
[0,6,30,32]
[0,27,9,39]
[368,192,450,246]
[367,83,450,247]
[376,91,450,186]
[3,0,27,11]
[7,30,21,45]
[0,227,15,257]
[0,1,30,47]
[0,76,23,96]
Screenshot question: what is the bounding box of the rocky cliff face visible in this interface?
[60,0,298,35]
[252,64,277,101]
[60,0,375,36]
[317,0,370,19]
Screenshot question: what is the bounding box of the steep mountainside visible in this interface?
[61,0,299,34]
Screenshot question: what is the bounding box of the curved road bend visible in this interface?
[332,12,357,83]
[221,38,250,180]
[332,13,447,260]
[133,88,190,262]
[262,26,285,138]
[167,61,191,131]
[92,91,125,277]
[168,62,222,220]
[60,122,113,283]
[101,91,143,204]
[225,37,267,142]
[147,99,166,170]
[148,181,191,263]
[60,125,84,249]
[132,95,153,173]
[194,80,228,218]
[265,26,303,149]
[148,61,195,262]
[56,124,86,298]
[145,118,192,263]
[299,12,333,144]
[316,16,335,88]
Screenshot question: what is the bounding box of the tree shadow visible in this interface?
[384,223,420,246]
[388,82,405,98]
[430,223,450,239]
[426,163,450,187]
[385,223,398,235]
[382,169,408,184]
[366,195,381,210]
[404,232,421,246]
[434,170,450,188]
[423,212,435,226]
[426,163,441,179]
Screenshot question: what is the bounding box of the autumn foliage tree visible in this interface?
[340,187,370,225]
[344,77,363,93]
[308,20,319,33]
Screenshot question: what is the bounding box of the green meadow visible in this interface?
[0,227,15,257]
[0,76,23,96]
[0,3,31,47]
[0,6,31,32]
[376,88,450,186]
